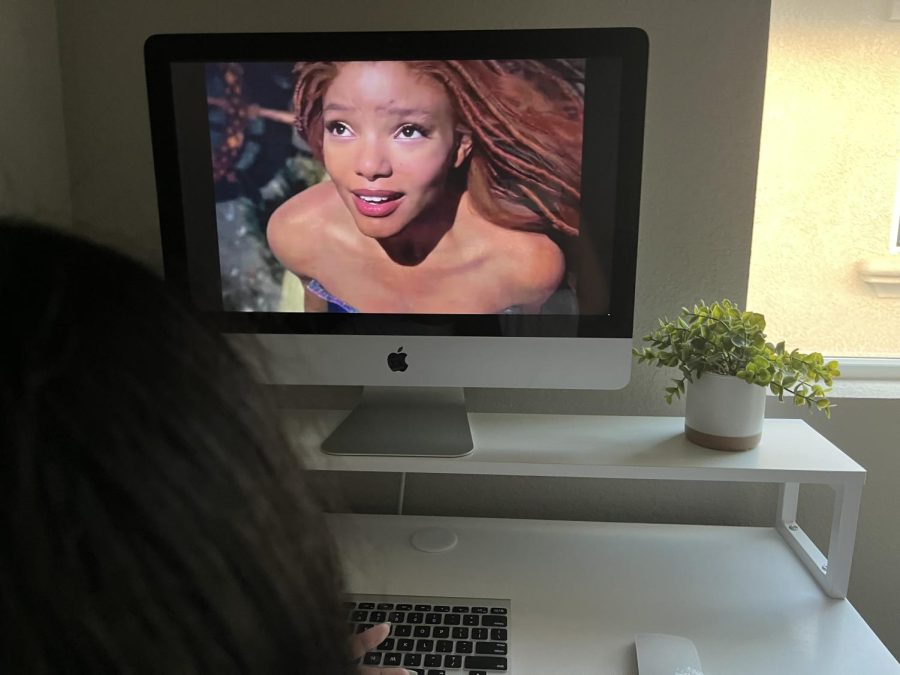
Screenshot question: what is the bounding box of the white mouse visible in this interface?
[635,633,704,675]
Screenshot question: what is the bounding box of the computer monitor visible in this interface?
[144,28,648,457]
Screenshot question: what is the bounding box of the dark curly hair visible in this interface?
[0,219,354,674]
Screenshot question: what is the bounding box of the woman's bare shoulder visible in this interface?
[268,182,341,237]
[502,229,566,302]
[486,225,566,305]
[267,182,342,273]
[457,197,566,306]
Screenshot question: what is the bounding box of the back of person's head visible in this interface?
[0,219,352,673]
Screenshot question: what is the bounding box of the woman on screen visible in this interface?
[267,59,584,314]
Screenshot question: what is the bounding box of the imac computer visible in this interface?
[144,28,648,457]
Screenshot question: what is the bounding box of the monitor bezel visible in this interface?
[144,27,648,338]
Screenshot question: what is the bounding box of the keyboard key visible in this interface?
[471,628,488,640]
[433,626,450,638]
[436,640,453,653]
[377,602,394,610]
[376,638,395,651]
[442,614,461,625]
[358,602,375,609]
[351,610,368,622]
[475,641,508,655]
[396,638,414,651]
[463,614,480,626]
[415,604,432,611]
[443,654,462,668]
[490,628,508,641]
[465,655,508,670]
[413,625,431,638]
[490,607,508,615]
[481,615,507,627]
[434,605,450,612]
[394,625,412,637]
[469,671,487,675]
[396,604,412,611]
[370,611,386,623]
[455,640,473,654]
[426,671,446,675]
[451,627,469,639]
[471,606,488,614]
[407,612,424,624]
[416,639,434,652]
[425,613,442,624]
[403,653,422,667]
[383,652,401,666]
[388,611,405,623]
[452,605,469,612]
[424,654,442,667]
[363,652,382,665]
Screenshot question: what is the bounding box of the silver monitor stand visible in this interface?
[321,386,473,457]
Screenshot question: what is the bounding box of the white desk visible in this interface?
[292,412,865,597]
[287,411,894,671]
[330,513,899,674]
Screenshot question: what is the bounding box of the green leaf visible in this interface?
[633,301,839,418]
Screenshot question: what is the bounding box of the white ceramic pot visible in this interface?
[684,372,766,451]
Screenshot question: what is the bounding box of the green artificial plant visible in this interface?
[633,300,840,417]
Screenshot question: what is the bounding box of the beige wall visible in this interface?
[747,0,900,357]
[50,0,900,662]
[0,0,71,223]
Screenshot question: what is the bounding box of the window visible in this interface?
[747,0,900,363]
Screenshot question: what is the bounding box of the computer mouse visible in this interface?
[634,633,704,675]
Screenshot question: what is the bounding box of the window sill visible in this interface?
[823,357,900,399]
[857,255,900,297]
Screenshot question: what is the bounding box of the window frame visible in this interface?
[819,357,900,399]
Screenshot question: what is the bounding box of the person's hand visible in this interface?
[350,623,412,675]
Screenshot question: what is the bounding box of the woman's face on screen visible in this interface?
[321,61,468,239]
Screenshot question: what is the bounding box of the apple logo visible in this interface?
[387,346,409,372]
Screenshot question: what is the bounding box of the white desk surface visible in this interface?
[329,513,898,675]
[292,412,865,484]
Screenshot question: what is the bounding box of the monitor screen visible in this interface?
[146,29,647,340]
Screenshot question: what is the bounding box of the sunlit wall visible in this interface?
[747,0,900,357]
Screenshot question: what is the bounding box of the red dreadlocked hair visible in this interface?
[292,59,584,238]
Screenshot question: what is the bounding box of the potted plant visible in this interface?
[633,300,840,450]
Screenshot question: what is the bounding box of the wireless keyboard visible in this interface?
[346,593,511,674]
